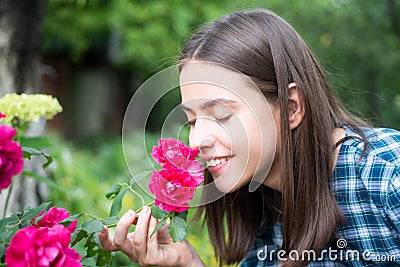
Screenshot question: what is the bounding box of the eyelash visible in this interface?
[186,115,232,127]
[216,114,232,123]
[186,120,195,127]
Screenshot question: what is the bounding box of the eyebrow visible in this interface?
[180,98,238,112]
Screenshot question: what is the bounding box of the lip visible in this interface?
[206,156,232,175]
[201,155,232,161]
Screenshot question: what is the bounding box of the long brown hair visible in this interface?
[179,9,367,267]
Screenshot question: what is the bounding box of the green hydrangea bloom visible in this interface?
[0,93,63,123]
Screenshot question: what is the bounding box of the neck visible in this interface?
[262,156,282,191]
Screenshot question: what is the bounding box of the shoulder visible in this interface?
[333,127,400,255]
[339,126,400,170]
[333,126,400,207]
[363,127,400,164]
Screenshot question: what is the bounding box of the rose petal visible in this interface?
[5,224,81,267]
[0,125,23,191]
[149,169,196,212]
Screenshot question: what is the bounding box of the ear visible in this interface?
[288,83,305,130]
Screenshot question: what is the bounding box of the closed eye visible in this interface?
[185,120,196,127]
[216,114,232,123]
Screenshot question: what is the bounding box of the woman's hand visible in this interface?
[98,206,205,267]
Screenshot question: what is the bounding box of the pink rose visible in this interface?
[0,112,5,119]
[148,169,198,212]
[179,160,204,186]
[5,225,82,267]
[149,138,204,213]
[151,138,199,169]
[0,125,24,191]
[31,207,77,233]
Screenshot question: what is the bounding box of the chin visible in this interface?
[213,175,249,193]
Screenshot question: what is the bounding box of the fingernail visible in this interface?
[101,226,107,233]
[142,206,150,214]
[126,209,134,217]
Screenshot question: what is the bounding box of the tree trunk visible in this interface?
[0,0,48,216]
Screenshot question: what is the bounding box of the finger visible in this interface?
[114,209,137,249]
[98,226,119,251]
[146,215,160,259]
[132,206,151,261]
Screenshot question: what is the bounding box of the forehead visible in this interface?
[179,61,258,104]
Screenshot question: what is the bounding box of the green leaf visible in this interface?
[82,220,104,234]
[71,227,88,245]
[93,231,103,248]
[85,235,98,257]
[102,216,119,226]
[22,146,53,169]
[105,183,122,200]
[0,243,5,259]
[174,210,188,221]
[81,256,97,267]
[22,146,41,158]
[0,230,17,243]
[22,170,59,190]
[20,136,51,149]
[96,249,113,267]
[23,202,51,221]
[109,187,128,217]
[151,206,168,219]
[0,215,18,229]
[150,217,167,238]
[168,216,187,242]
[60,213,83,226]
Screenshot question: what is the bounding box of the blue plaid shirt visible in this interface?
[240,126,400,266]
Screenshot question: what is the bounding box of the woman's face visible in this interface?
[179,61,278,193]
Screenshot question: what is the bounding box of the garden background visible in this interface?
[0,0,400,266]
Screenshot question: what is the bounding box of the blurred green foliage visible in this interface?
[43,0,400,128]
[43,0,226,73]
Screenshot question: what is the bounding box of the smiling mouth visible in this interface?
[206,157,231,167]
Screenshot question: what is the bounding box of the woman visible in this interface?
[99,9,400,266]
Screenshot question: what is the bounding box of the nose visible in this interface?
[189,120,216,153]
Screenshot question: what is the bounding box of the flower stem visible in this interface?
[7,209,27,229]
[122,182,146,207]
[2,182,13,218]
[105,201,155,228]
[83,213,99,220]
[135,200,155,213]
[106,222,118,228]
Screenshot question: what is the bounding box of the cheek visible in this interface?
[251,115,277,188]
[213,116,259,192]
[210,111,276,193]
[231,112,262,158]
[234,110,276,187]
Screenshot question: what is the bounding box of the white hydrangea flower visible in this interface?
[0,93,63,123]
